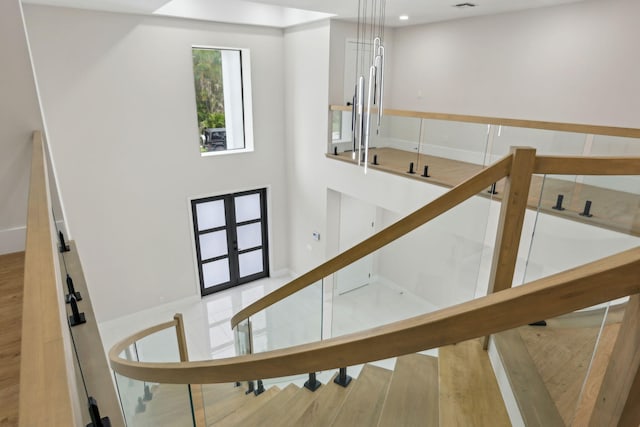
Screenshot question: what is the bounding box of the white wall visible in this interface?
[387,0,640,128]
[0,0,44,254]
[283,20,332,274]
[24,5,289,322]
[376,196,493,308]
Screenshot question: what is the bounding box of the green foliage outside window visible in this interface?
[192,49,226,132]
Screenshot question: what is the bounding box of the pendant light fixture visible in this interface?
[352,0,387,174]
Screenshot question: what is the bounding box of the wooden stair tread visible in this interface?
[289,375,355,426]
[439,339,510,427]
[200,382,244,406]
[203,384,252,425]
[493,330,564,427]
[214,385,280,427]
[331,364,392,427]
[236,383,299,425]
[378,353,439,427]
[262,383,323,426]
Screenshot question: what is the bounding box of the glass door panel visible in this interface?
[202,259,231,288]
[236,223,262,250]
[199,230,228,260]
[195,199,226,230]
[238,249,264,278]
[234,193,261,222]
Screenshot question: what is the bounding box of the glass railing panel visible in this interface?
[496,171,639,426]
[114,332,195,427]
[135,326,181,363]
[330,192,494,338]
[330,110,354,155]
[114,372,195,427]
[249,280,323,353]
[585,135,640,197]
[578,135,640,235]
[234,318,251,355]
[489,304,613,427]
[571,300,628,425]
[329,113,423,171]
[368,114,422,173]
[521,174,639,286]
[491,126,586,161]
[420,119,491,166]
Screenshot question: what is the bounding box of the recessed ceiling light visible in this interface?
[454,2,477,8]
[399,15,409,21]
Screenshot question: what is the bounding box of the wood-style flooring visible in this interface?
[331,148,640,236]
[0,252,24,427]
[517,306,624,425]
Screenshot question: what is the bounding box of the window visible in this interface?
[192,46,253,155]
[191,189,269,295]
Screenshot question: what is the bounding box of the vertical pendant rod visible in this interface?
[357,76,365,165]
[377,46,385,129]
[364,65,376,174]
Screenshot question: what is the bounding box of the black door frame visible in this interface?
[191,188,270,296]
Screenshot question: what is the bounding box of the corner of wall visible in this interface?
[0,226,26,254]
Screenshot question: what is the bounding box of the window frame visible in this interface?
[192,45,254,157]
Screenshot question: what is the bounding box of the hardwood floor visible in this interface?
[331,147,640,236]
[0,252,24,427]
[517,306,624,425]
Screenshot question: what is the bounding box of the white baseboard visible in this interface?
[270,268,292,278]
[0,226,26,254]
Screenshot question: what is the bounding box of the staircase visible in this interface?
[136,338,511,426]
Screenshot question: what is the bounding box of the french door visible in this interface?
[192,189,269,296]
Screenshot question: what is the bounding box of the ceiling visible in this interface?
[23,0,586,28]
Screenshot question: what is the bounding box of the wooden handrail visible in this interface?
[19,132,75,426]
[109,246,640,384]
[230,154,513,328]
[534,156,640,175]
[330,105,640,138]
[114,319,178,350]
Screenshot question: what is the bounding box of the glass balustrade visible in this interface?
[421,118,491,166]
[329,192,494,338]
[487,169,640,425]
[113,326,196,427]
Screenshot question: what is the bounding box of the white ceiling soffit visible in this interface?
[249,0,587,27]
[154,0,333,27]
[22,0,586,27]
[21,0,334,28]
[23,0,174,15]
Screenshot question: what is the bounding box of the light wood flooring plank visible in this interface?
[573,323,621,426]
[333,148,640,236]
[289,375,354,427]
[493,329,564,427]
[202,383,247,425]
[262,384,323,426]
[517,310,618,425]
[377,353,439,427]
[236,383,299,426]
[439,338,511,427]
[331,364,392,427]
[215,385,280,427]
[0,252,24,427]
